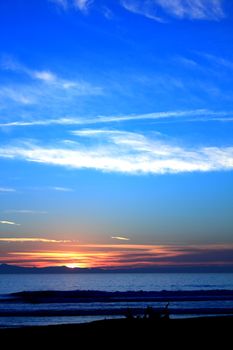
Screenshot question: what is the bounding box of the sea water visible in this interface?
[0,273,232,327]
[1,273,233,293]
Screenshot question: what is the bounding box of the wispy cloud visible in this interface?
[1,109,232,128]
[4,210,47,214]
[174,55,200,69]
[33,70,57,82]
[50,0,225,21]
[111,236,130,241]
[156,0,225,20]
[121,0,225,21]
[50,0,68,10]
[196,52,233,71]
[0,57,103,106]
[0,86,35,105]
[0,187,16,193]
[51,186,74,192]
[74,0,92,12]
[121,0,164,22]
[0,130,233,174]
[50,0,92,12]
[1,56,55,83]
[0,238,71,243]
[0,220,20,226]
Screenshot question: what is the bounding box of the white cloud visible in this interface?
[174,56,199,68]
[74,0,92,12]
[50,0,68,9]
[121,0,225,21]
[50,0,225,20]
[51,186,74,192]
[31,69,92,92]
[4,210,47,214]
[50,0,92,12]
[33,70,57,82]
[0,238,71,243]
[156,0,224,20]
[197,52,233,70]
[111,236,130,241]
[0,109,232,128]
[0,130,233,174]
[0,87,35,105]
[0,220,20,226]
[0,80,102,109]
[72,129,124,137]
[0,187,16,192]
[121,0,164,22]
[0,57,102,102]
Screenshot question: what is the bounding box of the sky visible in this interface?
[0,0,233,269]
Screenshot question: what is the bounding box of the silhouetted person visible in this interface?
[145,306,161,320]
[124,307,134,320]
[163,302,170,320]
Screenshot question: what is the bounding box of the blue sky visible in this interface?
[0,0,233,268]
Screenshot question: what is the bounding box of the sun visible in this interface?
[65,263,80,269]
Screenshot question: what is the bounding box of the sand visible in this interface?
[0,316,232,347]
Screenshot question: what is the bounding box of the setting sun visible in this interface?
[65,263,81,269]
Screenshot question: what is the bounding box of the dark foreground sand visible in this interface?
[0,316,232,347]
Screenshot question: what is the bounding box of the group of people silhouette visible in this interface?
[125,303,170,320]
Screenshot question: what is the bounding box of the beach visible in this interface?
[0,316,232,346]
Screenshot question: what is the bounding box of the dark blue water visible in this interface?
[0,273,233,327]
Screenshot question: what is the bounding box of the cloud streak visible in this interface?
[0,109,232,128]
[51,186,74,192]
[74,0,92,12]
[121,0,225,21]
[4,210,47,214]
[1,57,57,84]
[0,220,20,226]
[0,187,16,193]
[111,236,130,241]
[50,0,68,10]
[0,238,71,243]
[0,129,233,174]
[51,0,92,12]
[0,57,103,107]
[50,0,225,21]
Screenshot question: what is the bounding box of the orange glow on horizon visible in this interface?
[65,263,83,269]
[0,243,233,269]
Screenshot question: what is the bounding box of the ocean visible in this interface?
[0,273,233,327]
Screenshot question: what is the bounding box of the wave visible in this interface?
[1,289,233,304]
[0,290,232,320]
[0,307,233,317]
